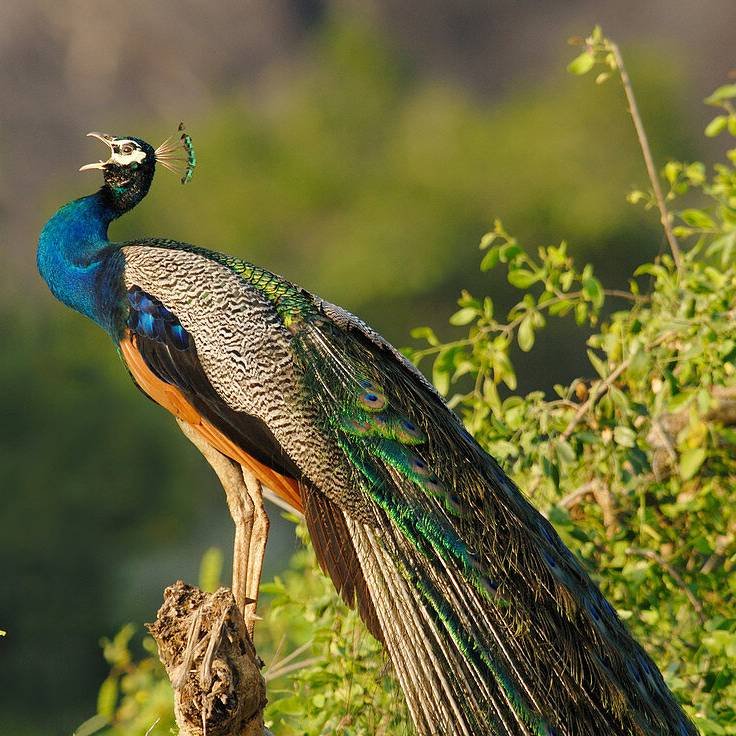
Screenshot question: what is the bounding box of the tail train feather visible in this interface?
[287,303,697,736]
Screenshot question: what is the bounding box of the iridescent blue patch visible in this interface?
[127,287,190,350]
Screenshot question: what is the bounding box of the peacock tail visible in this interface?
[288,297,694,736]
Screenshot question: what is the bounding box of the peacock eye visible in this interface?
[122,144,134,155]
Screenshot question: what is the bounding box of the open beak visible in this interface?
[79,132,115,172]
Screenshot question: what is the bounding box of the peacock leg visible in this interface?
[240,468,270,638]
[176,419,253,616]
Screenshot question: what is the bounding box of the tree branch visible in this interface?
[148,581,271,736]
[558,480,597,509]
[609,41,683,271]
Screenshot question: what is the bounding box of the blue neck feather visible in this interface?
[37,187,121,333]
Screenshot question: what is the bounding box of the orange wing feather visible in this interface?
[119,333,304,513]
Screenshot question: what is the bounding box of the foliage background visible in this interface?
[1,3,735,735]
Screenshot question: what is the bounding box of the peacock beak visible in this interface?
[79,132,115,172]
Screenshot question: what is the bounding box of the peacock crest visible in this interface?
[154,122,196,184]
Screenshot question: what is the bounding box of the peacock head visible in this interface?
[80,132,157,213]
[79,126,195,215]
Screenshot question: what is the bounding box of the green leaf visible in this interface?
[664,161,682,184]
[410,326,439,346]
[508,268,539,289]
[567,50,596,75]
[479,231,498,249]
[433,358,450,396]
[668,390,694,412]
[705,83,736,104]
[705,115,728,137]
[556,439,576,464]
[582,277,604,308]
[560,270,575,291]
[499,242,522,262]
[679,208,715,228]
[684,161,706,184]
[449,307,478,326]
[679,447,707,481]
[729,115,736,137]
[626,189,648,204]
[628,348,649,379]
[613,426,636,447]
[542,455,560,488]
[492,351,517,390]
[706,231,736,266]
[634,263,668,279]
[692,715,726,734]
[480,245,501,271]
[482,377,502,416]
[458,290,481,309]
[548,299,573,316]
[97,676,119,718]
[587,349,608,378]
[518,316,535,352]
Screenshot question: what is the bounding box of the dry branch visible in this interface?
[148,581,270,736]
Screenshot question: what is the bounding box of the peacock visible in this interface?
[37,129,697,736]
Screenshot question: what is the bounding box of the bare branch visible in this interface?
[558,480,597,509]
[148,582,269,736]
[266,657,323,682]
[609,41,683,271]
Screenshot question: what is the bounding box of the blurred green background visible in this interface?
[1,2,733,734]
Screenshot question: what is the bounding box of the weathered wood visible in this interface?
[148,581,269,736]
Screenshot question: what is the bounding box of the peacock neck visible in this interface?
[37,187,122,331]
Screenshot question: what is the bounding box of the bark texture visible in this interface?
[148,581,268,736]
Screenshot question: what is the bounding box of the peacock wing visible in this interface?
[117,244,304,510]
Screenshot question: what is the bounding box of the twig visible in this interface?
[200,607,229,689]
[266,657,323,682]
[592,481,618,539]
[626,547,705,624]
[609,41,683,271]
[603,288,649,302]
[561,331,676,441]
[558,480,597,509]
[263,487,303,517]
[561,357,631,440]
[172,606,203,689]
[265,638,314,678]
[559,480,617,536]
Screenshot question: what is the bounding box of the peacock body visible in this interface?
[37,132,697,736]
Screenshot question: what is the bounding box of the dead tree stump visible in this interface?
[148,581,269,736]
